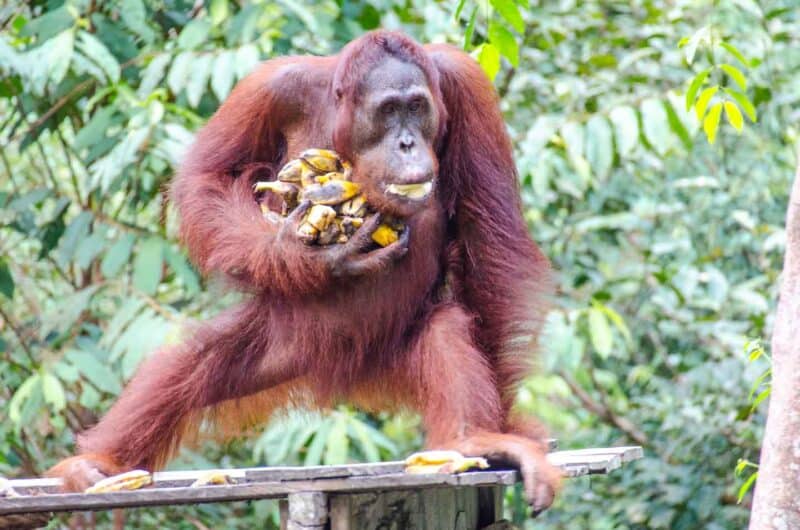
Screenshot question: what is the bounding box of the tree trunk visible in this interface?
[749,163,800,529]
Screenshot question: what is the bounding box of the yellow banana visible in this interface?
[85,470,153,494]
[371,224,399,247]
[301,180,361,205]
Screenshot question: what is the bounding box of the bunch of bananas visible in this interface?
[254,149,404,247]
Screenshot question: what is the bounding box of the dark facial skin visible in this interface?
[348,57,440,218]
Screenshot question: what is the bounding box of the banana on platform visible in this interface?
[190,471,233,487]
[404,450,490,474]
[84,470,153,494]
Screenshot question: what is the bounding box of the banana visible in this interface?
[190,471,233,487]
[276,159,306,183]
[300,149,342,174]
[371,224,400,247]
[300,180,361,205]
[340,195,367,217]
[304,205,337,231]
[85,470,153,494]
[404,451,489,475]
[258,149,407,247]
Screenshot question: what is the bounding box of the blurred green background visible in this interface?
[0,1,797,528]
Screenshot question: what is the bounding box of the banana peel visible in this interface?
[404,451,490,475]
[85,470,153,494]
[255,149,405,247]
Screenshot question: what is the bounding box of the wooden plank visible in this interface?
[7,444,561,494]
[1,445,643,516]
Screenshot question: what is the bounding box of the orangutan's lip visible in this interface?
[385,181,433,200]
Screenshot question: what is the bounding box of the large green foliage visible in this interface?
[0,1,797,528]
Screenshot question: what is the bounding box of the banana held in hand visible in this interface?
[254,149,405,247]
[84,470,153,493]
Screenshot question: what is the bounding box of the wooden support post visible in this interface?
[283,492,328,530]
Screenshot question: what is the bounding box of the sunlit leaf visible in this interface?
[473,43,501,81]
[724,88,757,122]
[703,102,723,144]
[720,41,749,67]
[694,86,718,120]
[490,0,525,33]
[42,372,66,412]
[720,63,747,90]
[210,0,229,26]
[737,472,758,503]
[724,101,744,132]
[685,68,711,111]
[488,20,519,67]
[588,308,612,358]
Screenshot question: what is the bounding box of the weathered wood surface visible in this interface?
[0,446,642,517]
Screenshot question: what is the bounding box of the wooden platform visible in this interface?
[0,446,642,529]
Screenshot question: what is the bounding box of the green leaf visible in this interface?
[463,7,478,50]
[185,53,213,108]
[664,100,693,150]
[133,237,164,295]
[120,0,155,43]
[703,102,723,144]
[9,374,41,425]
[211,50,236,101]
[304,420,332,466]
[641,98,673,156]
[490,0,525,33]
[164,246,201,294]
[685,68,711,112]
[720,63,747,90]
[178,19,211,50]
[74,107,114,151]
[588,308,612,358]
[66,350,123,395]
[234,44,260,79]
[101,233,136,278]
[75,232,106,270]
[609,104,641,154]
[210,0,229,26]
[41,372,66,412]
[737,472,758,503]
[454,0,467,20]
[724,101,744,132]
[584,115,614,180]
[488,20,519,67]
[474,43,501,82]
[0,260,14,300]
[137,54,171,99]
[77,31,121,83]
[324,414,350,465]
[167,51,194,95]
[58,211,93,266]
[720,41,749,67]
[694,86,719,120]
[724,88,757,122]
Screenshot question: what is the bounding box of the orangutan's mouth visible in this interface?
[385,181,433,200]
